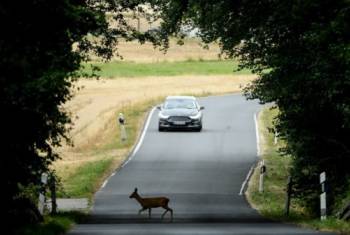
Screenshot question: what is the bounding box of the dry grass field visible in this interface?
[64,74,255,148]
[114,39,222,62]
[107,14,222,63]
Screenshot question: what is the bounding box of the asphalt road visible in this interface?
[69,94,333,235]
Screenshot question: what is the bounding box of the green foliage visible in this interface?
[333,179,350,216]
[82,60,250,78]
[249,108,350,234]
[16,212,88,235]
[149,0,350,214]
[3,0,349,231]
[0,0,154,231]
[17,216,71,235]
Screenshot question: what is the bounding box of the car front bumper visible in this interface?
[159,118,202,129]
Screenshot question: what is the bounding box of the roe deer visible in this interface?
[129,188,173,220]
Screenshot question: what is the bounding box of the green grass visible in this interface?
[305,217,350,234]
[61,157,114,198]
[248,107,294,218]
[248,107,350,234]
[82,60,251,78]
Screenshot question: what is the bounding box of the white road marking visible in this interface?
[239,112,261,195]
[121,107,156,168]
[100,108,156,190]
[239,166,255,195]
[100,172,117,189]
[254,112,261,156]
[101,179,108,189]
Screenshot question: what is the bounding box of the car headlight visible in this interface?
[158,112,169,119]
[190,112,201,120]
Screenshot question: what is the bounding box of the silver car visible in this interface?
[157,96,204,131]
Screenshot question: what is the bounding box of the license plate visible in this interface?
[174,121,186,125]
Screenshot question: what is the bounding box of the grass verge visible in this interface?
[246,107,350,234]
[82,60,251,78]
[61,157,114,198]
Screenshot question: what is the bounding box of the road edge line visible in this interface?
[254,112,261,156]
[239,165,255,195]
[239,112,261,195]
[99,107,156,190]
[121,107,156,168]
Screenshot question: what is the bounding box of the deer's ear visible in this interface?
[134,188,138,192]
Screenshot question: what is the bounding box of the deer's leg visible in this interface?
[161,209,168,219]
[138,207,147,215]
[161,205,173,220]
[169,207,173,220]
[148,208,152,218]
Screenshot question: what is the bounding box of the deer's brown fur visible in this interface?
[129,188,173,220]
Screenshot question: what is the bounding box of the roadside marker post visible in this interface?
[38,172,48,215]
[274,130,278,145]
[320,172,327,220]
[259,160,266,193]
[118,113,127,142]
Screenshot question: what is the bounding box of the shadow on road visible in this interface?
[82,214,271,225]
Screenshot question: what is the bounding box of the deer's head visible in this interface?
[129,188,138,198]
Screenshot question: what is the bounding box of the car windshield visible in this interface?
[164,99,196,109]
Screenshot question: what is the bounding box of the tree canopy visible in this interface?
[148,0,350,213]
[1,0,349,229]
[0,0,151,229]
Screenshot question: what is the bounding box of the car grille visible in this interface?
[168,116,191,122]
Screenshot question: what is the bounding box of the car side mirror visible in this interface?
[200,106,205,110]
[156,105,161,110]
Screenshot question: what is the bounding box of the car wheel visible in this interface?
[158,126,165,132]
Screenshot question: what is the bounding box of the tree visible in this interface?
[148,0,350,214]
[0,0,152,229]
[2,0,349,229]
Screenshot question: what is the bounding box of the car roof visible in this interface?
[165,96,196,100]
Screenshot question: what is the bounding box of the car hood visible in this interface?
[161,109,199,117]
